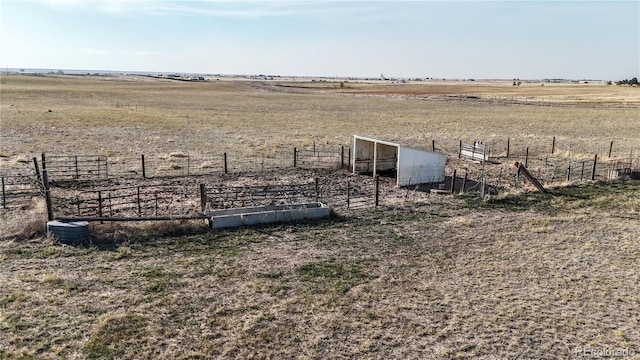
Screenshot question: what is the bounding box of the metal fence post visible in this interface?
[592,155,598,181]
[347,180,350,209]
[506,138,510,158]
[293,147,297,167]
[141,154,146,179]
[32,157,42,188]
[224,152,228,174]
[98,191,103,218]
[1,177,6,209]
[41,153,47,178]
[552,136,556,155]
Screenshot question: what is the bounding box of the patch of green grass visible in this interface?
[464,180,640,215]
[296,258,374,293]
[109,246,132,260]
[142,266,181,294]
[84,313,147,360]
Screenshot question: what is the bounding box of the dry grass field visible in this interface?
[1,74,639,164]
[1,74,639,359]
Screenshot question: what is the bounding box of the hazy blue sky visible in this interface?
[1,0,638,79]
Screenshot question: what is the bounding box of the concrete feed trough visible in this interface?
[209,202,330,229]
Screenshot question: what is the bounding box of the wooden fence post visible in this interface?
[200,184,207,212]
[293,147,297,167]
[341,146,345,169]
[141,154,146,179]
[315,177,319,203]
[592,155,598,181]
[75,155,79,179]
[348,148,351,171]
[223,152,228,174]
[462,171,468,194]
[608,141,613,158]
[374,175,380,207]
[458,140,462,159]
[567,161,572,182]
[525,147,529,168]
[41,163,54,221]
[551,136,556,155]
[450,169,457,195]
[506,138,510,158]
[432,139,436,152]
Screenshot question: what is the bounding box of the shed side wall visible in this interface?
[397,147,446,186]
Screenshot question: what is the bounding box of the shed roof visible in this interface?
[353,135,445,156]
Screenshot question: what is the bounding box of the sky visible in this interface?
[1,0,638,80]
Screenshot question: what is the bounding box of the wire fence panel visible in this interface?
[72,185,201,218]
[1,175,43,209]
[606,157,636,179]
[565,160,596,182]
[204,183,318,210]
[296,149,344,169]
[227,155,292,173]
[45,155,108,181]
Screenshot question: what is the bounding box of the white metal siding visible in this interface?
[397,147,446,186]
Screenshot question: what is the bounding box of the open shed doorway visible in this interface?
[352,135,446,187]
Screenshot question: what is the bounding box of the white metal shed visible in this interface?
[352,135,446,187]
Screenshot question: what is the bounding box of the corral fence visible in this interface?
[607,158,636,179]
[43,145,352,182]
[1,174,44,209]
[295,145,350,169]
[459,141,487,162]
[53,176,375,222]
[44,155,108,180]
[72,185,201,218]
[203,183,319,210]
[203,178,372,211]
[566,159,596,182]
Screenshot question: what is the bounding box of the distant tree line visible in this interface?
[617,77,638,85]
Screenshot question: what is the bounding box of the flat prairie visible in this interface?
[0,74,639,359]
[1,74,639,163]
